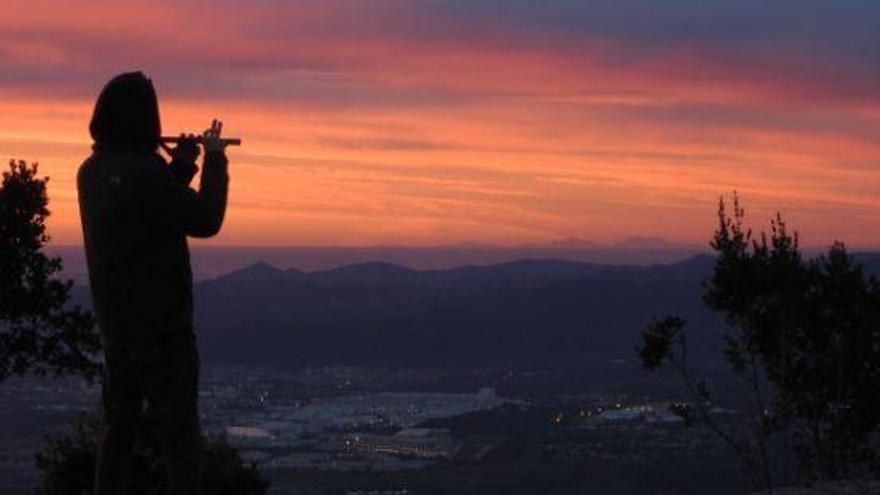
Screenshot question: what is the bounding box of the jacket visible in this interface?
[77,72,228,349]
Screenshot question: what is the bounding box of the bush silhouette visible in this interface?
[35,412,270,495]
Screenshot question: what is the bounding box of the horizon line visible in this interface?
[45,243,880,252]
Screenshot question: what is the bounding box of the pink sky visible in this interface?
[1,1,878,247]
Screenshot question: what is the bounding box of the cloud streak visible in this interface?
[1,1,878,246]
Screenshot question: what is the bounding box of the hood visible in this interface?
[89,71,161,153]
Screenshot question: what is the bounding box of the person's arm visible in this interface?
[133,119,231,238]
[133,150,228,238]
[189,149,228,237]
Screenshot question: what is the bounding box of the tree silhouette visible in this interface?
[639,194,880,487]
[0,160,100,381]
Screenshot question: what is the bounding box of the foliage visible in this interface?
[0,160,100,381]
[639,194,880,486]
[35,412,271,495]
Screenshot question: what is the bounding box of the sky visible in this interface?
[1,0,878,247]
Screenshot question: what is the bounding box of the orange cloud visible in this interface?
[1,1,878,247]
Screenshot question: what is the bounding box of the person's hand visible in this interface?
[161,133,200,164]
[202,119,226,153]
[161,133,200,185]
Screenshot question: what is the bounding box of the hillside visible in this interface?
[68,252,880,370]
[191,255,720,369]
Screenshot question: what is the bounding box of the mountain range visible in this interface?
[50,240,706,283]
[70,252,880,370]
[191,254,722,369]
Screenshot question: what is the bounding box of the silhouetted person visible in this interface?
[77,72,230,495]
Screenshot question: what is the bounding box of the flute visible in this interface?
[160,136,242,146]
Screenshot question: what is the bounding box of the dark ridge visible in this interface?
[192,255,721,370]
[309,262,417,286]
[216,261,286,282]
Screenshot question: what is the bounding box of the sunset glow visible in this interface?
[2,1,878,247]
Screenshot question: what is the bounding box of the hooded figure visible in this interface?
[89,72,162,154]
[78,72,230,495]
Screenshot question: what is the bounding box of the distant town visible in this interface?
[1,364,747,494]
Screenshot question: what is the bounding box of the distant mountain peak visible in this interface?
[456,240,499,248]
[219,261,286,281]
[614,236,680,250]
[546,237,604,249]
[310,261,416,285]
[328,261,414,273]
